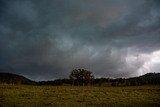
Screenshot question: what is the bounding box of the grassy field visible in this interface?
[0,85,160,107]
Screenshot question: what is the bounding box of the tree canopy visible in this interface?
[69,69,94,86]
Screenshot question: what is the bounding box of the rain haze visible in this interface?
[0,0,160,80]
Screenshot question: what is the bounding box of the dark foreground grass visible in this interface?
[0,85,160,107]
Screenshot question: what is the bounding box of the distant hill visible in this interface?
[140,72,160,78]
[111,73,160,86]
[0,73,36,85]
[0,72,160,86]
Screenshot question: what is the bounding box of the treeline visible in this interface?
[38,73,160,86]
[38,78,110,86]
[0,72,160,86]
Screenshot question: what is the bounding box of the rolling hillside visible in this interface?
[0,72,160,86]
[0,73,36,85]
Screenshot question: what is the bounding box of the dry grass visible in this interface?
[0,85,160,107]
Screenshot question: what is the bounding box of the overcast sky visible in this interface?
[0,0,160,80]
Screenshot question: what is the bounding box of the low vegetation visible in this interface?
[0,85,160,107]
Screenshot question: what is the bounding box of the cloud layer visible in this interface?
[0,0,160,80]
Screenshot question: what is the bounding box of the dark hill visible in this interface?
[0,72,160,86]
[140,72,160,78]
[137,73,160,85]
[111,73,160,86]
[0,73,36,85]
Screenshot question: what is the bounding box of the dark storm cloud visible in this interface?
[0,0,160,80]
